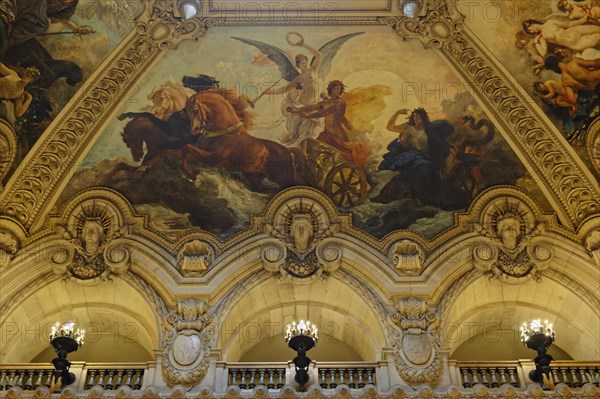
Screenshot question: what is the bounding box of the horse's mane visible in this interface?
[214,88,256,130]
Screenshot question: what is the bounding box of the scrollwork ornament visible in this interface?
[264,198,340,282]
[389,298,441,384]
[162,299,215,386]
[473,198,551,283]
[390,0,465,52]
[389,239,425,274]
[178,240,213,276]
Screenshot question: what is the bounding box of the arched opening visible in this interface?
[0,277,159,363]
[444,275,598,361]
[219,276,387,362]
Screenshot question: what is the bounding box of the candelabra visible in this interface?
[49,322,85,390]
[285,320,318,389]
[521,319,555,390]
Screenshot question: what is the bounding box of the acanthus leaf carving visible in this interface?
[389,298,441,384]
[162,299,215,387]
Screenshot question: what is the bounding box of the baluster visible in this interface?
[97,370,107,388]
[560,368,571,387]
[33,370,44,389]
[240,370,247,389]
[106,370,116,389]
[230,369,238,386]
[6,371,17,388]
[357,369,365,388]
[579,367,589,385]
[489,368,499,388]
[570,367,581,388]
[366,369,374,385]
[329,369,337,389]
[267,369,275,389]
[115,370,125,388]
[320,369,328,388]
[588,368,599,386]
[86,370,97,389]
[507,368,518,387]
[133,370,143,390]
[498,368,507,385]
[15,371,25,388]
[339,369,346,385]
[479,367,489,387]
[24,371,34,390]
[258,369,266,386]
[469,368,479,385]
[249,369,256,389]
[277,369,284,389]
[348,369,356,389]
[43,370,54,387]
[124,370,134,388]
[550,368,561,385]
[0,371,7,390]
[461,368,471,388]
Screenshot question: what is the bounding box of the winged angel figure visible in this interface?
[232,32,364,146]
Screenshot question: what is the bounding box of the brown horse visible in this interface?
[119,111,193,166]
[184,90,305,191]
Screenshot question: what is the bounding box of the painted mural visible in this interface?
[0,0,143,181]
[61,26,534,240]
[464,0,600,176]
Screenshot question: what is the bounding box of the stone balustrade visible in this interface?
[1,360,599,398]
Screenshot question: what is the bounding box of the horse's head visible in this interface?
[121,129,144,162]
[186,94,209,136]
[186,91,243,136]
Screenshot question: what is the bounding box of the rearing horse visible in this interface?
[184,90,303,191]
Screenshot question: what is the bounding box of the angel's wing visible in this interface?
[315,32,365,80]
[231,37,299,82]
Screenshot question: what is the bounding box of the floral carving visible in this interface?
[162,299,215,386]
[389,298,441,384]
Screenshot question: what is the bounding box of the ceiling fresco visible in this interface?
[58,25,546,240]
[463,0,600,177]
[0,0,143,181]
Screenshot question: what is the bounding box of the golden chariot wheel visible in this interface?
[323,162,368,208]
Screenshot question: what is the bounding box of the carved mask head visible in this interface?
[497,216,520,250]
[82,219,104,254]
[290,214,313,252]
